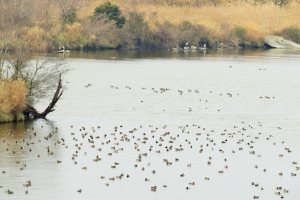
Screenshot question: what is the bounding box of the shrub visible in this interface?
[94,2,125,28]
[235,27,247,41]
[0,80,28,116]
[281,27,300,44]
[65,8,77,24]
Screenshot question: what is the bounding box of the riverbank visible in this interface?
[0,112,25,123]
[5,0,299,52]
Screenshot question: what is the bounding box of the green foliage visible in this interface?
[235,27,247,40]
[76,36,91,48]
[281,27,300,44]
[273,0,289,7]
[65,8,77,24]
[53,34,69,47]
[94,2,125,28]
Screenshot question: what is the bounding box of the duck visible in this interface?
[145,178,150,181]
[82,167,87,170]
[291,172,297,176]
[205,177,210,180]
[77,189,82,193]
[105,183,109,186]
[279,172,283,176]
[163,185,167,187]
[5,190,13,194]
[180,173,185,177]
[253,196,259,199]
[218,170,224,173]
[189,182,195,185]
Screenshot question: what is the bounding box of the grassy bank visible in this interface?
[0,80,28,123]
[32,0,300,49]
[2,0,300,50]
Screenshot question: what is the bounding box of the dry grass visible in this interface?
[77,0,300,42]
[0,80,28,115]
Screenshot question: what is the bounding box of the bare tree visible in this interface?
[0,0,34,79]
[49,0,92,23]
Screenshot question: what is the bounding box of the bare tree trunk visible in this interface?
[24,73,63,118]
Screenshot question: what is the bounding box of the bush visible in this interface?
[273,0,289,7]
[281,27,300,44]
[65,8,77,24]
[235,27,247,39]
[94,2,125,28]
[0,80,28,116]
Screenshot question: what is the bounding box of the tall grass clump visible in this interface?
[0,80,28,122]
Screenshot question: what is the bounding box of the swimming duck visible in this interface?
[205,177,210,180]
[180,173,185,177]
[189,182,195,185]
[163,185,167,187]
[291,172,296,176]
[275,192,281,195]
[145,178,150,181]
[77,189,82,193]
[279,172,283,176]
[5,190,13,194]
[218,170,224,173]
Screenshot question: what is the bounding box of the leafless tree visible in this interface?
[49,0,92,22]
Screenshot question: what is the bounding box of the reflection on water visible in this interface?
[1,49,300,199]
[65,49,300,61]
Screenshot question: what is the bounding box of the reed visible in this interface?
[78,0,300,42]
[0,80,28,122]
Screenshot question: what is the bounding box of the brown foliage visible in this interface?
[0,80,28,115]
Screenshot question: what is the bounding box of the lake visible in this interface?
[1,49,300,199]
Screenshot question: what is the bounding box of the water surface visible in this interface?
[1,49,300,199]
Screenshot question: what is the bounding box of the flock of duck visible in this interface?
[0,83,299,199]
